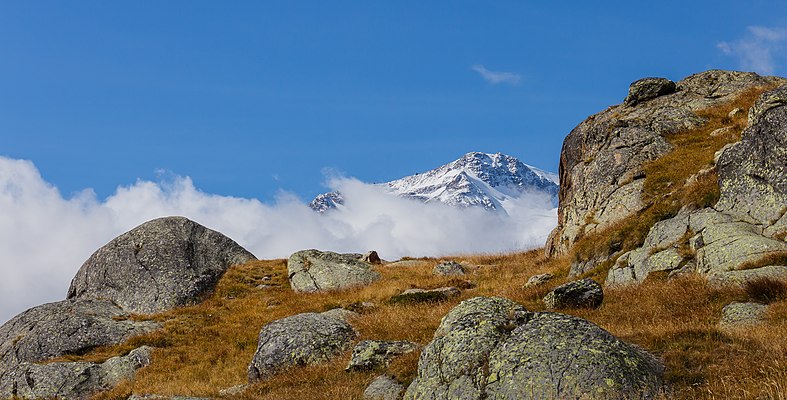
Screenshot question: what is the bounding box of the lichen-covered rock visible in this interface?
[624,77,677,106]
[247,311,357,382]
[346,340,419,372]
[524,273,554,288]
[432,261,466,276]
[287,249,381,292]
[364,375,406,400]
[0,346,152,399]
[404,297,664,400]
[0,299,159,383]
[547,70,785,257]
[543,279,603,309]
[708,265,787,287]
[717,84,787,226]
[388,287,461,304]
[68,216,256,314]
[719,302,768,330]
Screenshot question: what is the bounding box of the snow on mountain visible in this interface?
[310,152,558,213]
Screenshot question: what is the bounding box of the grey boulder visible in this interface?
[0,346,152,399]
[543,278,604,309]
[287,249,382,292]
[364,375,406,400]
[524,273,554,288]
[0,299,160,383]
[68,216,256,314]
[432,261,466,276]
[404,297,664,400]
[346,340,419,372]
[247,310,358,382]
[719,302,768,330]
[389,287,461,305]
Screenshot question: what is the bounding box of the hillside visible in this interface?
[1,70,786,400]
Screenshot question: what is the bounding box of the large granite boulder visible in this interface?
[547,70,785,257]
[287,249,381,292]
[247,310,358,382]
[68,216,256,314]
[0,346,152,399]
[0,299,160,384]
[404,297,664,399]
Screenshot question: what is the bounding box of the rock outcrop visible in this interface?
[0,346,152,399]
[543,278,604,309]
[404,297,664,399]
[0,299,159,384]
[287,249,382,292]
[68,216,256,314]
[606,84,787,286]
[247,310,358,382]
[547,70,785,257]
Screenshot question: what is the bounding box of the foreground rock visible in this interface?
[719,302,768,330]
[288,249,382,292]
[388,287,461,304]
[364,375,407,400]
[346,340,419,372]
[543,278,604,309]
[247,310,357,382]
[405,296,664,399]
[547,70,786,257]
[0,346,152,399]
[68,216,256,314]
[0,299,160,383]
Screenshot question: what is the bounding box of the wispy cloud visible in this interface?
[0,156,556,324]
[718,26,787,75]
[472,64,522,85]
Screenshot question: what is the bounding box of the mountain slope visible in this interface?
[311,152,558,213]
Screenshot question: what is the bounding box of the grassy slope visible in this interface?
[66,84,787,399]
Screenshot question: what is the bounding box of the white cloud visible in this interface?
[472,64,522,85]
[0,156,556,324]
[718,26,787,75]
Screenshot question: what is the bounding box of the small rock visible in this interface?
[719,302,768,330]
[624,77,677,106]
[321,308,359,322]
[346,301,378,313]
[346,340,419,372]
[728,107,745,119]
[385,260,426,268]
[288,249,382,292]
[256,284,273,290]
[524,273,554,288]
[364,375,406,400]
[362,251,383,264]
[247,312,357,382]
[433,261,466,276]
[219,384,248,397]
[389,287,461,305]
[543,278,603,309]
[710,126,734,137]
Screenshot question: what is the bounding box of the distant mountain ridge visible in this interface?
[309,152,558,213]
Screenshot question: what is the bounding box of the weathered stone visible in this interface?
[388,287,461,304]
[523,273,554,288]
[717,84,787,226]
[0,346,152,399]
[624,77,677,106]
[404,297,664,400]
[708,265,787,287]
[218,384,248,397]
[321,308,359,322]
[68,216,256,314]
[287,249,381,292]
[0,299,159,383]
[364,375,406,400]
[543,279,603,309]
[432,261,466,276]
[247,312,357,382]
[346,340,419,372]
[385,260,428,268]
[719,302,768,330]
[362,251,383,264]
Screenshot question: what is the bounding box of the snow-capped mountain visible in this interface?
[310,152,558,212]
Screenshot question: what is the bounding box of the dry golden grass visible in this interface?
[68,249,787,400]
[570,85,778,281]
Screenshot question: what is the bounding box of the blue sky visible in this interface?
[2,1,787,201]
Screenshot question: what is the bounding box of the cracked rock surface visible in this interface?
[404,297,664,400]
[287,249,381,292]
[68,216,256,314]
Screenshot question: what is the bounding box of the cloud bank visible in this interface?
[472,64,522,85]
[0,156,556,324]
[718,26,787,75]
